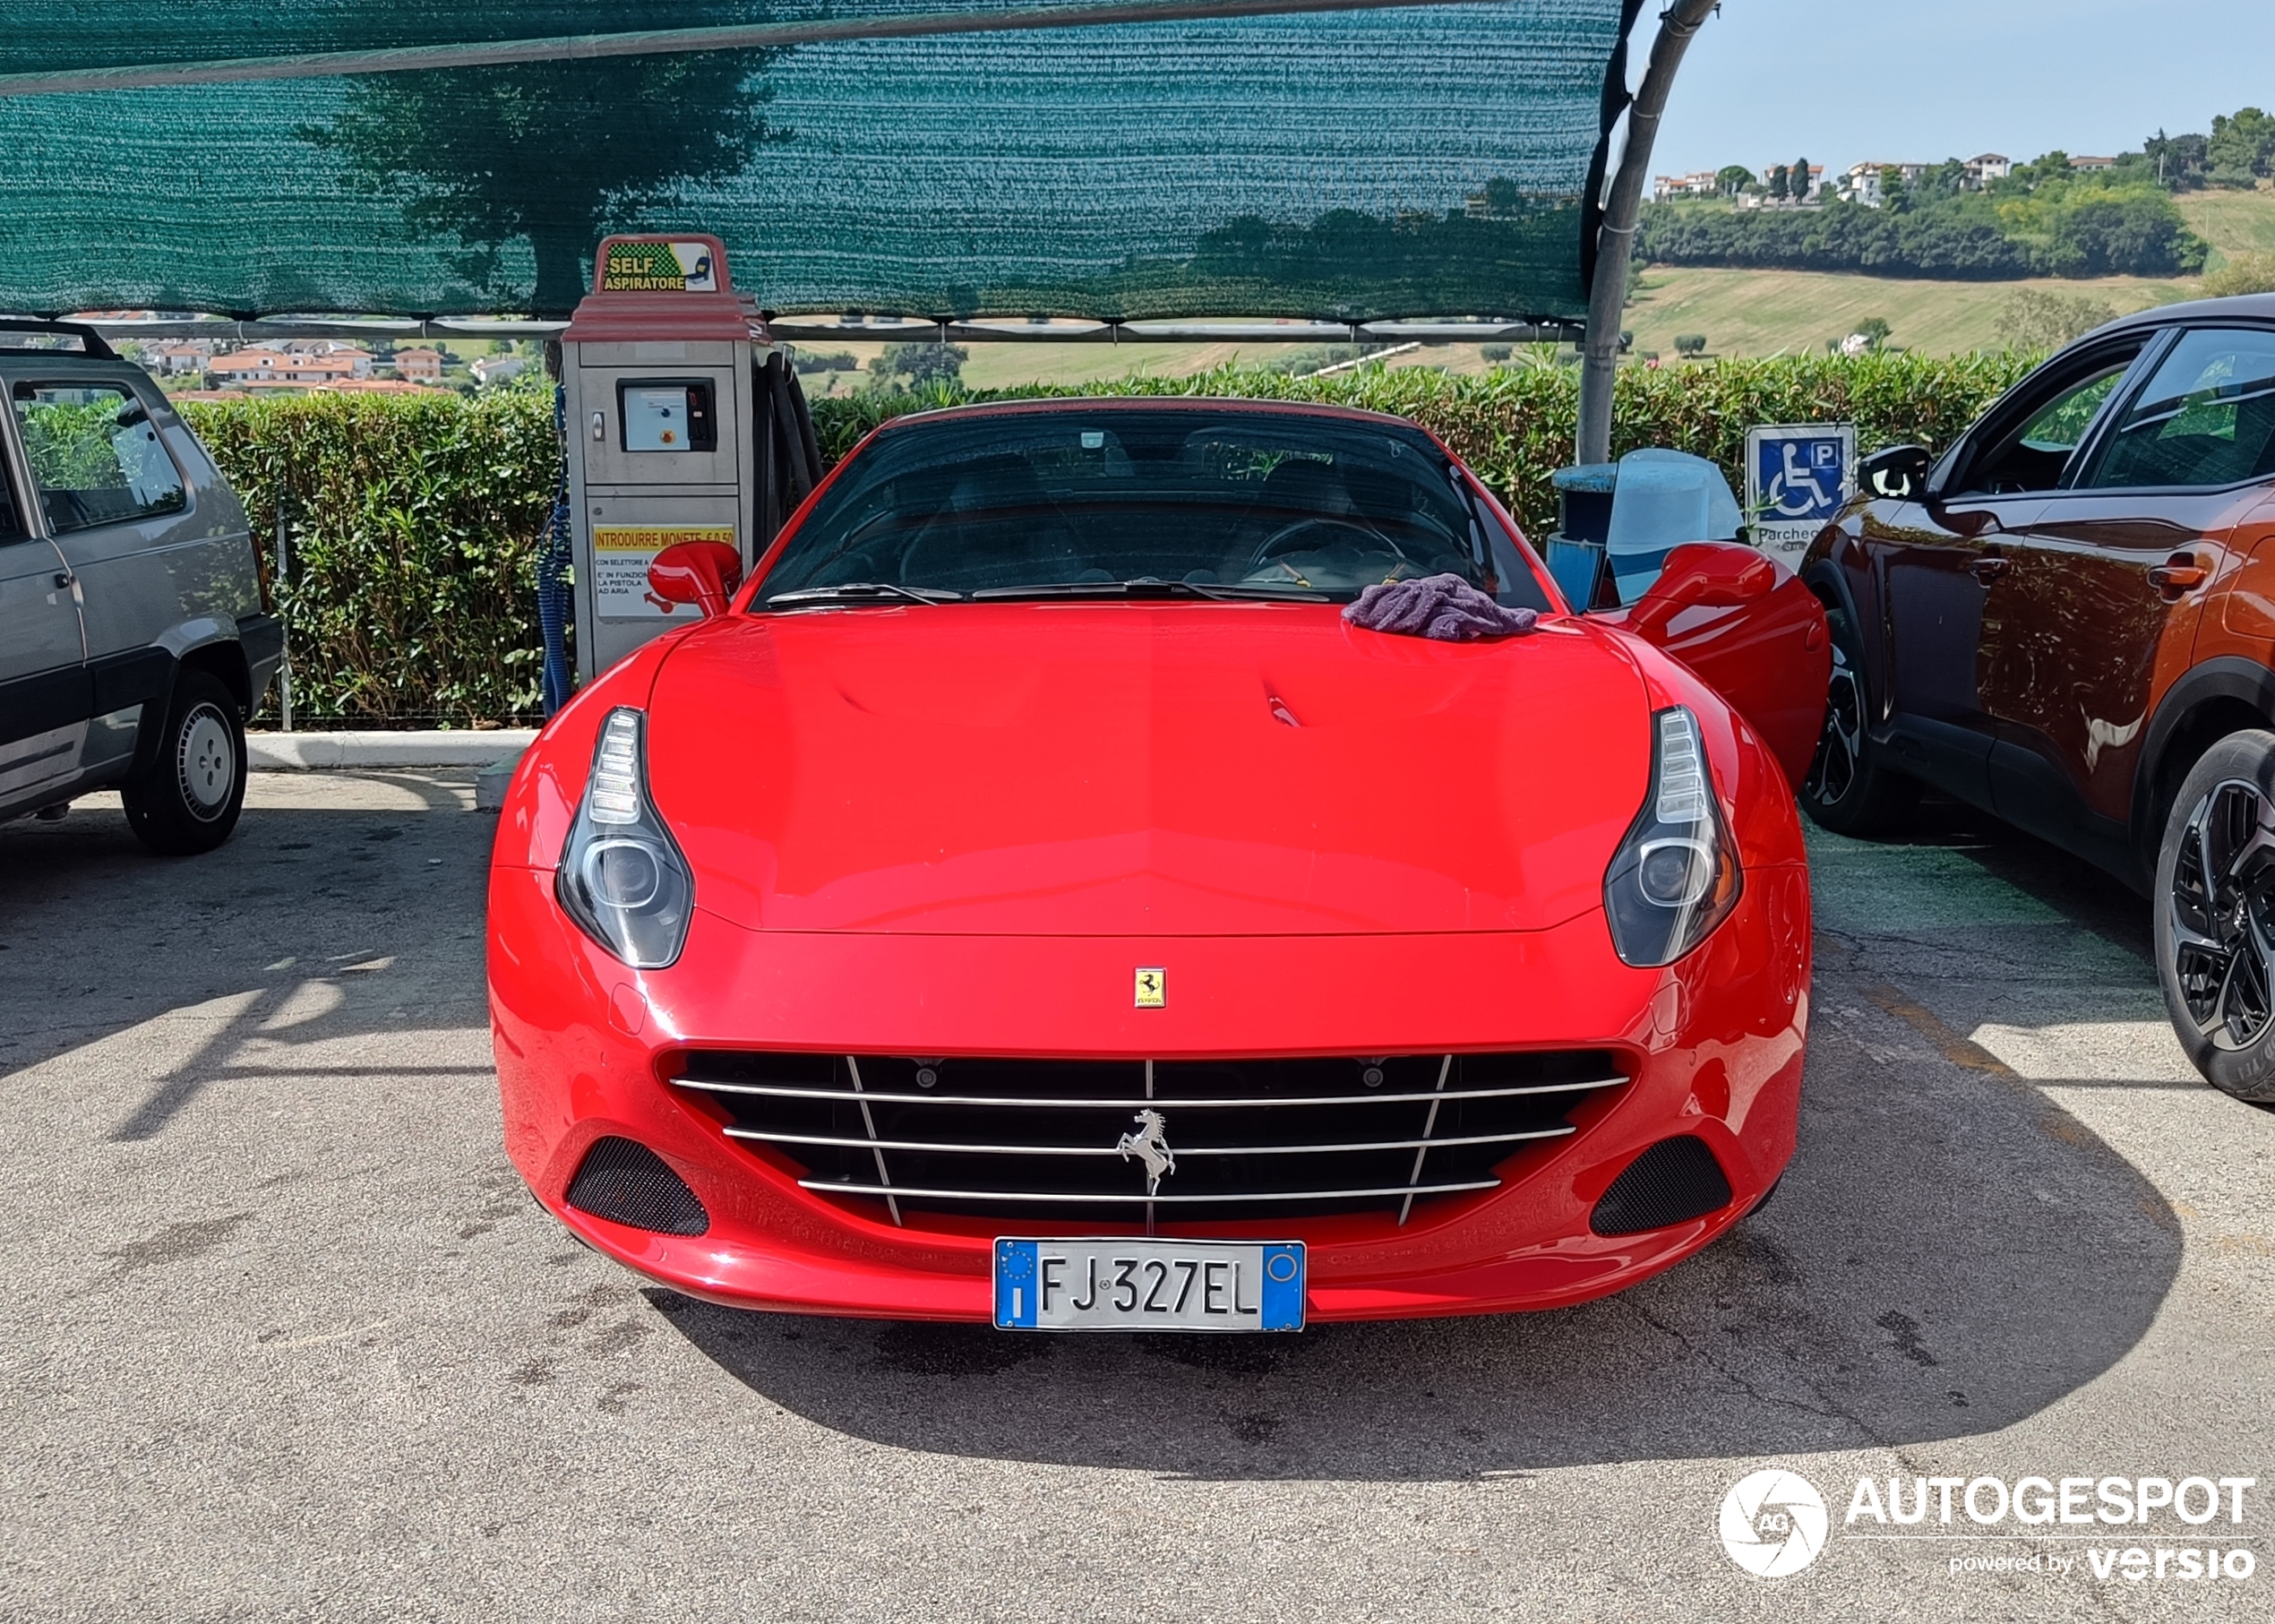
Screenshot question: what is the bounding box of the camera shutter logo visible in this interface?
[1719,1469,1829,1577]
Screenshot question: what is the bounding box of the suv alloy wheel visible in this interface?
[1799,598,1920,837]
[2155,728,2275,1101]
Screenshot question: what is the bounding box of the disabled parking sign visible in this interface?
[1745,424,1855,565]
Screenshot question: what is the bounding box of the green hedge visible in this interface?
[185,391,562,725]
[184,351,2036,726]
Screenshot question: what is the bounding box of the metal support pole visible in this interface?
[1576,0,1720,468]
[276,506,293,732]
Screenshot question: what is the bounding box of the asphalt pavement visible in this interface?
[2,771,2271,1622]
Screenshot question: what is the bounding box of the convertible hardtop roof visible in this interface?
[881,394,1441,437]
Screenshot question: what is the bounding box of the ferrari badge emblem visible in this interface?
[1134,967,1166,1008]
[1117,1108,1177,1195]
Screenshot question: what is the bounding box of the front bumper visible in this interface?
[488,861,1809,1321]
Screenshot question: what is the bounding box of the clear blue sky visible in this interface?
[1653,0,2275,177]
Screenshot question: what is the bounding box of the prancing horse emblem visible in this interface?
[1117,1108,1177,1195]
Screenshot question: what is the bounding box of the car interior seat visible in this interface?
[895,454,1082,589]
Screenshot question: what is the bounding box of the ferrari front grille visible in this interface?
[669,1051,1626,1228]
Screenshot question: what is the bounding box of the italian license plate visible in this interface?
[993,1238,1305,1332]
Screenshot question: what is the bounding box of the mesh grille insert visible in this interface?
[565,1137,709,1236]
[1589,1135,1732,1236]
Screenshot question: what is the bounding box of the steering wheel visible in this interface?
[1249,517,1407,568]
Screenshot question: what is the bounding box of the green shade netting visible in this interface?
[0,1,1634,320]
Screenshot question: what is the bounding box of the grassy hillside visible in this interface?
[1618,267,2193,357]
[2176,188,2275,262]
[1621,191,2275,358]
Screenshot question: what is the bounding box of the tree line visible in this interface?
[1635,179,2203,279]
[1633,107,2275,281]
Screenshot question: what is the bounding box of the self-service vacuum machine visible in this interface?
[558,235,821,683]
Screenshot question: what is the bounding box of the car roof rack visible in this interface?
[0,317,117,359]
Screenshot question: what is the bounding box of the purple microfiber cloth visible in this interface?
[1342,573,1539,641]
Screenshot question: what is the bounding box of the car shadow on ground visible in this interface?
[2,778,2193,1482]
[660,793,2185,1481]
[0,779,492,1104]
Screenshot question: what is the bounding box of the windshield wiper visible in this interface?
[763,582,960,608]
[968,578,1329,603]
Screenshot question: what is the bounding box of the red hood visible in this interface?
[644,604,1651,935]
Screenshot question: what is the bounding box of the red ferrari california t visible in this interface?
[489,399,1828,1328]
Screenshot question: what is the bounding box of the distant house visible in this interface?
[1652,170,1722,202]
[392,348,446,382]
[202,348,279,382]
[205,348,371,388]
[2069,155,2117,173]
[1839,161,1931,207]
[1737,163,1826,207]
[1840,164,1884,207]
[147,342,210,375]
[291,341,373,377]
[1964,152,2012,186]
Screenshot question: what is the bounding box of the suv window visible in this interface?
[1957,352,2139,495]
[10,382,186,534]
[2083,327,2275,491]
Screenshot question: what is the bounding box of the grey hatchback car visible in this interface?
[1,321,280,853]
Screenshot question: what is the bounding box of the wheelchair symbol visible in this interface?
[1764,441,1839,518]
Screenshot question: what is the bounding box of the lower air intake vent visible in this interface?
[565,1137,709,1235]
[1589,1136,1732,1235]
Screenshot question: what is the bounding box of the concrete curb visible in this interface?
[247,730,538,770]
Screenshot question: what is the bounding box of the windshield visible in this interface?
[754,406,1548,608]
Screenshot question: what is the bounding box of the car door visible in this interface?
[0,412,91,807]
[1981,323,2275,866]
[1873,337,2151,812]
[1617,546,1832,788]
[9,373,197,667]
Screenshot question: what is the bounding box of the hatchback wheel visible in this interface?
[1799,602,1919,836]
[124,669,247,856]
[2155,729,2275,1101]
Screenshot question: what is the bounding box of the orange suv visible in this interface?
[1798,294,2275,1100]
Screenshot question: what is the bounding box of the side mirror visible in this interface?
[647,540,744,618]
[1621,542,1778,641]
[1859,443,1931,500]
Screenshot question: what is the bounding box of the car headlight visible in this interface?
[1603,706,1742,967]
[554,708,693,969]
